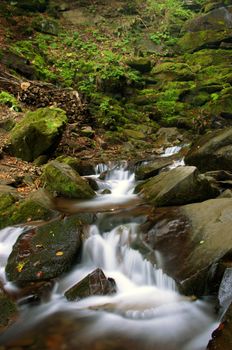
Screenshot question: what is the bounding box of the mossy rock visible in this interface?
[0,197,57,230]
[56,156,95,175]
[5,215,85,283]
[41,160,95,199]
[0,290,18,331]
[205,87,232,118]
[32,17,59,35]
[151,62,195,81]
[9,107,67,162]
[126,58,152,73]
[123,129,145,140]
[0,192,17,212]
[179,29,232,52]
[0,91,21,112]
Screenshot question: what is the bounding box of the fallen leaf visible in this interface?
[56,251,64,256]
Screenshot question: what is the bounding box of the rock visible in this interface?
[5,215,86,283]
[41,161,95,199]
[207,303,232,350]
[136,166,219,206]
[153,127,186,148]
[9,107,67,162]
[16,0,48,12]
[185,128,232,172]
[135,158,173,180]
[126,58,152,73]
[151,62,195,81]
[80,126,95,138]
[143,198,232,296]
[179,6,232,52]
[0,195,57,230]
[0,287,18,332]
[0,192,17,212]
[65,268,116,301]
[33,18,59,35]
[218,268,232,309]
[123,129,145,140]
[56,156,95,175]
[1,51,37,80]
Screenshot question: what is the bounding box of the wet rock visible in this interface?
[41,160,95,199]
[135,158,173,180]
[185,128,232,172]
[207,303,232,350]
[0,287,18,332]
[5,215,85,283]
[218,268,232,309]
[143,198,232,296]
[8,107,67,162]
[136,166,219,206]
[65,268,116,301]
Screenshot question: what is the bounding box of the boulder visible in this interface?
[65,268,116,301]
[135,158,173,180]
[5,215,86,283]
[56,156,95,175]
[126,58,152,73]
[9,107,67,162]
[41,161,95,199]
[185,128,232,172]
[151,62,195,81]
[136,166,219,206]
[143,198,232,296]
[179,6,232,52]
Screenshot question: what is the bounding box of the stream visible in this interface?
[0,150,219,350]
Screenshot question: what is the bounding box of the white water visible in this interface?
[0,161,218,349]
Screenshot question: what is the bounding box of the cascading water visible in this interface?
[0,159,218,350]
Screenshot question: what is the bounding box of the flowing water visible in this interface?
[0,152,218,349]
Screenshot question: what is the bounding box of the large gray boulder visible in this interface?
[185,128,232,172]
[136,166,218,206]
[144,198,232,296]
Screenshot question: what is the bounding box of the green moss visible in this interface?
[0,91,21,111]
[178,29,232,52]
[9,107,67,161]
[41,161,95,199]
[0,199,55,230]
[152,62,195,81]
[0,193,16,211]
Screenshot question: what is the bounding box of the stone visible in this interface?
[179,6,232,52]
[152,62,195,81]
[185,128,232,172]
[126,58,152,73]
[9,107,67,162]
[136,166,219,206]
[135,158,173,180]
[41,161,95,199]
[56,156,95,175]
[65,268,116,301]
[143,198,232,296]
[5,215,86,283]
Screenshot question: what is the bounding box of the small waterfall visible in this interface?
[161,146,182,157]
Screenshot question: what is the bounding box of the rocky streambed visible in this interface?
[1,130,232,349]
